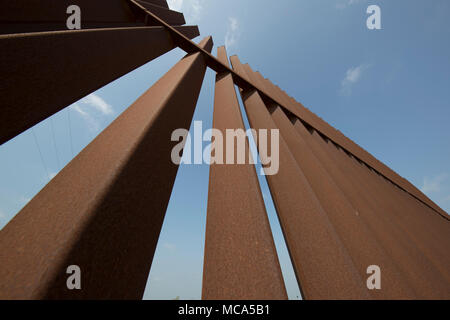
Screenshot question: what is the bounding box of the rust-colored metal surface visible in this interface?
[0,37,213,299]
[250,64,412,298]
[40,0,437,218]
[1,0,448,300]
[230,55,370,300]
[292,120,450,298]
[269,106,417,299]
[264,78,447,219]
[202,46,287,300]
[322,138,450,298]
[267,72,449,298]
[0,25,199,145]
[146,0,169,8]
[0,0,173,34]
[232,57,450,299]
[1,0,444,218]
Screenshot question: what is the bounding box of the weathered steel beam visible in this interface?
[0,0,174,34]
[247,64,415,299]
[267,104,417,299]
[0,0,137,24]
[0,25,199,145]
[3,0,440,218]
[140,0,169,9]
[135,1,185,25]
[230,55,369,300]
[0,36,213,300]
[291,119,448,298]
[137,1,447,217]
[319,134,450,298]
[0,22,148,35]
[202,46,287,300]
[252,67,449,298]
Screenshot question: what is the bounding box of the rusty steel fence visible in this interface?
[0,0,449,300]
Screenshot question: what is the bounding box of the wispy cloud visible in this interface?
[420,173,448,195]
[340,64,370,96]
[225,17,240,49]
[70,103,99,132]
[168,0,204,22]
[0,209,6,222]
[189,0,204,21]
[70,93,113,132]
[83,94,114,115]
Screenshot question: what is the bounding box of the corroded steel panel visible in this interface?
[0,37,213,299]
[230,55,369,300]
[293,119,450,299]
[0,25,199,145]
[202,46,287,300]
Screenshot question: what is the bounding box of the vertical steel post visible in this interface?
[312,128,450,298]
[0,25,199,145]
[230,55,369,299]
[268,105,415,299]
[202,47,287,300]
[0,37,213,300]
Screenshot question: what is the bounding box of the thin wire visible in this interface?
[32,128,50,181]
[50,117,61,170]
[67,107,74,158]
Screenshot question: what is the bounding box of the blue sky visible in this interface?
[0,0,449,299]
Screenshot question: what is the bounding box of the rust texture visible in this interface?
[231,56,370,299]
[280,107,449,299]
[202,46,287,300]
[292,121,450,298]
[232,56,450,299]
[0,25,199,145]
[0,37,213,299]
[1,0,449,300]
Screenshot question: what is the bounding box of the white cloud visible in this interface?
[225,17,240,49]
[421,174,448,195]
[0,209,5,222]
[168,0,204,22]
[340,64,370,96]
[82,93,114,116]
[70,93,113,132]
[71,103,88,117]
